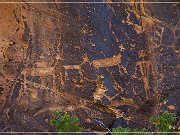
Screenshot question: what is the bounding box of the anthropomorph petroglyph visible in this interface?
[92,75,107,101]
[136,49,153,99]
[136,60,152,99]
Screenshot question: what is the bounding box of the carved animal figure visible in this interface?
[91,54,121,68]
[22,62,55,93]
[63,65,83,80]
[91,53,127,74]
[62,54,89,81]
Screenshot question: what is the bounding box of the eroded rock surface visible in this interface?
[0,0,179,132]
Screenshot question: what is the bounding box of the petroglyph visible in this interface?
[93,76,107,101]
[136,60,152,99]
[63,54,89,81]
[81,75,107,101]
[22,62,55,93]
[63,65,82,81]
[92,53,127,74]
[150,25,165,47]
[110,97,139,109]
[87,53,128,101]
[23,67,54,77]
[125,9,144,34]
[0,1,179,132]
[92,54,121,68]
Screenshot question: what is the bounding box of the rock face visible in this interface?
[0,0,179,132]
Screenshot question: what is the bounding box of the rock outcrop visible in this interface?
[0,0,179,132]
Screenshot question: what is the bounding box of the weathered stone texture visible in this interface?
[0,0,179,132]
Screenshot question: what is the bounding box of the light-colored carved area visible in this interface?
[125,9,144,34]
[63,65,83,80]
[63,54,89,82]
[110,97,139,109]
[136,60,152,99]
[91,53,127,75]
[92,75,107,101]
[22,61,55,94]
[92,54,121,68]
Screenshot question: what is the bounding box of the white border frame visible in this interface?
[0,1,179,3]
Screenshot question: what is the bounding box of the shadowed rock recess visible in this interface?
[0,0,179,133]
